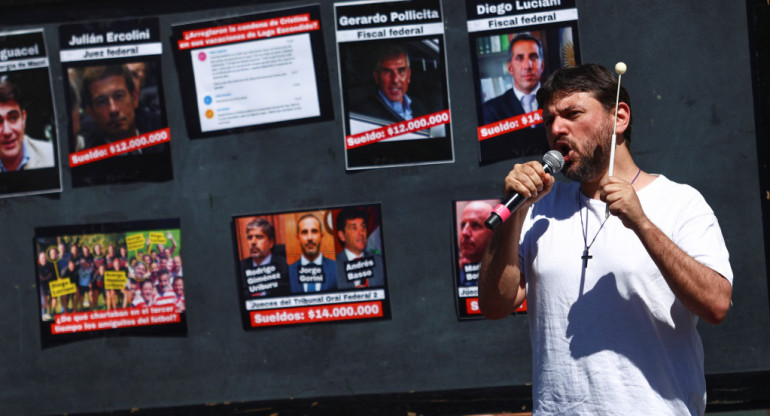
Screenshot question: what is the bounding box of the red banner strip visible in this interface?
[177,14,319,50]
[345,110,451,150]
[69,127,170,167]
[477,110,543,141]
[51,305,180,334]
[250,301,383,327]
[464,297,527,315]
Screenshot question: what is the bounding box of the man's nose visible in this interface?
[549,117,568,137]
[108,98,120,113]
[0,119,12,133]
[525,58,535,69]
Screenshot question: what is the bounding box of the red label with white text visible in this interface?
[250,301,383,327]
[69,127,171,167]
[177,14,319,50]
[477,110,542,141]
[345,110,451,149]
[51,305,180,334]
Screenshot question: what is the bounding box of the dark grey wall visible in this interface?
[0,0,766,414]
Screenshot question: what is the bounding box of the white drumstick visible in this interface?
[606,62,627,218]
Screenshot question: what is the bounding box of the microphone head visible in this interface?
[543,150,565,174]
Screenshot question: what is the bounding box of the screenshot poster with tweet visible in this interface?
[453,199,527,319]
[335,0,454,170]
[0,29,62,197]
[232,204,390,329]
[60,17,173,187]
[34,218,185,348]
[466,0,580,164]
[170,5,333,139]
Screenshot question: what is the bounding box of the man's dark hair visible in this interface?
[0,76,25,110]
[246,218,275,242]
[336,207,369,247]
[373,44,410,71]
[536,63,632,143]
[336,207,367,234]
[508,33,543,63]
[81,65,135,108]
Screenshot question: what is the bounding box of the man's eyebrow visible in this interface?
[553,104,585,113]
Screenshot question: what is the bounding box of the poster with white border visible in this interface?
[335,0,454,170]
[466,0,580,164]
[0,29,62,197]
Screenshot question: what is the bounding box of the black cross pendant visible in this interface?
[582,248,593,268]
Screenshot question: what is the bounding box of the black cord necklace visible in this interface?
[579,168,642,268]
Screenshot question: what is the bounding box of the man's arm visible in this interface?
[478,161,555,319]
[603,176,732,324]
[478,210,528,319]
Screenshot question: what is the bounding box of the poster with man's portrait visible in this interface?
[335,0,454,170]
[466,0,581,164]
[0,29,62,197]
[452,199,527,319]
[60,17,173,187]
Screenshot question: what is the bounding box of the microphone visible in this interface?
[484,150,564,230]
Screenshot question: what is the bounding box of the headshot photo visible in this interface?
[340,38,447,138]
[68,61,163,153]
[454,199,497,287]
[0,74,56,172]
[333,205,386,290]
[474,27,577,163]
[235,216,291,298]
[287,212,338,294]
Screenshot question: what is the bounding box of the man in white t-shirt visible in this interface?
[479,64,733,415]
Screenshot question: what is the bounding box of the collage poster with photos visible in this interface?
[233,204,390,329]
[170,4,334,139]
[335,0,454,170]
[34,218,185,347]
[60,17,173,187]
[0,29,62,197]
[453,199,527,319]
[466,0,581,164]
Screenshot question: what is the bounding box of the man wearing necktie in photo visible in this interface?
[335,207,385,290]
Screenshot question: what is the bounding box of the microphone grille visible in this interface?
[543,150,565,173]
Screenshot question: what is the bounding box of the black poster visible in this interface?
[60,18,173,187]
[0,29,62,197]
[233,204,391,329]
[335,0,454,169]
[170,5,333,139]
[466,0,581,164]
[34,218,186,348]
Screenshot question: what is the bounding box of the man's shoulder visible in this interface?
[272,254,289,266]
[484,89,516,105]
[23,135,55,168]
[481,89,524,123]
[350,89,399,120]
[240,258,255,269]
[642,175,711,213]
[136,106,163,134]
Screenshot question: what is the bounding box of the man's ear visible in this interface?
[614,102,630,136]
[337,230,346,245]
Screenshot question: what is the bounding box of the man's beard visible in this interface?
[562,118,614,183]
